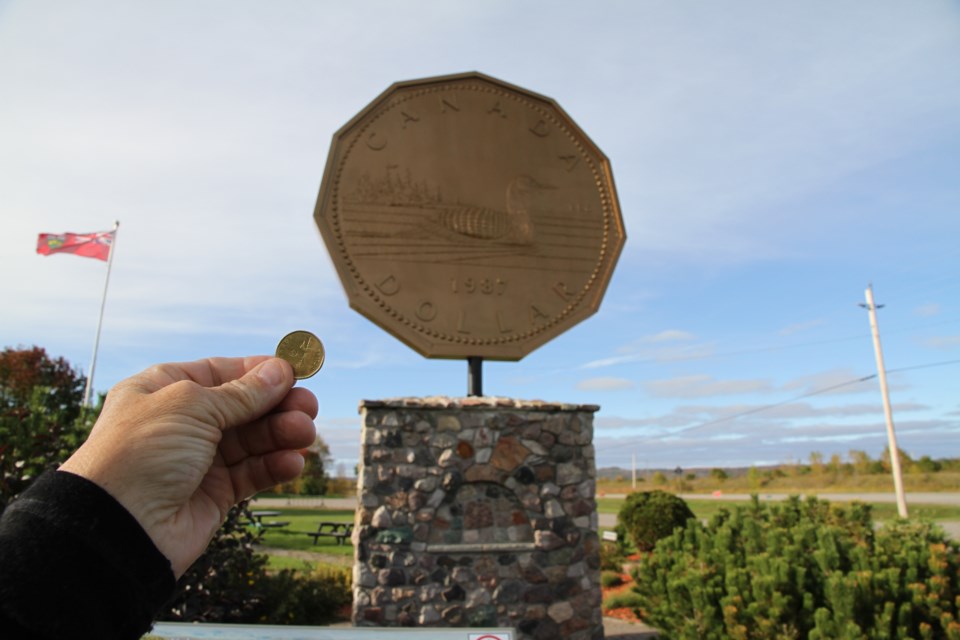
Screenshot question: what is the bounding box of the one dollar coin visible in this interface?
[275,330,325,379]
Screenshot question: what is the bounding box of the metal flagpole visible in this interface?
[83,221,120,408]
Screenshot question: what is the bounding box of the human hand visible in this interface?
[60,356,317,577]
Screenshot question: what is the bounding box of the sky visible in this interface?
[1,0,959,473]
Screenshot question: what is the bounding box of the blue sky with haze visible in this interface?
[1,1,958,472]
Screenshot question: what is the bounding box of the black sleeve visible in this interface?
[0,470,176,640]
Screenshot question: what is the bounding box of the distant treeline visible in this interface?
[600,449,959,479]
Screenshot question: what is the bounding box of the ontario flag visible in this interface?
[36,230,115,262]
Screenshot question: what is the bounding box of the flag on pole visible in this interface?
[36,230,115,262]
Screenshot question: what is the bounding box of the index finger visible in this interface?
[130,356,277,393]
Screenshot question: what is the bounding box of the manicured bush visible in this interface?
[256,566,352,625]
[601,570,625,588]
[600,539,626,572]
[617,490,696,552]
[631,496,960,639]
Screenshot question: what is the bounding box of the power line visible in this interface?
[886,358,960,375]
[594,373,878,454]
[594,357,960,455]
[672,375,877,434]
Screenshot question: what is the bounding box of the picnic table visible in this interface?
[248,510,289,529]
[306,521,354,546]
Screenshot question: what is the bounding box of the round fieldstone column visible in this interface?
[353,397,603,640]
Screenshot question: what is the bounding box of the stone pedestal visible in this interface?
[353,397,603,640]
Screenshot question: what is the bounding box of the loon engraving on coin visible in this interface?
[275,331,325,379]
[313,72,626,360]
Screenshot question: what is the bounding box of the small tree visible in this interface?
[849,449,873,475]
[809,451,825,475]
[880,446,914,473]
[827,452,844,477]
[912,455,942,473]
[747,465,763,489]
[617,490,695,553]
[709,468,728,482]
[279,436,332,495]
[0,346,95,511]
[299,438,332,495]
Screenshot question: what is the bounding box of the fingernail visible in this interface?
[258,359,284,386]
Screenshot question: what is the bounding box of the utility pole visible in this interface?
[860,284,908,518]
[631,453,637,490]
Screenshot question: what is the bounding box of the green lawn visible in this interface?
[252,508,355,556]
[263,554,350,572]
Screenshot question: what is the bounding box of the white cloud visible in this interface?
[580,354,644,370]
[782,369,878,396]
[595,415,697,431]
[778,433,876,445]
[640,330,697,344]
[706,433,747,442]
[582,331,713,369]
[315,423,362,468]
[779,319,826,336]
[922,336,960,350]
[644,374,773,399]
[576,377,636,391]
[614,330,698,353]
[914,303,941,317]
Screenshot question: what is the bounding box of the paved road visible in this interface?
[674,492,960,505]
[253,496,357,509]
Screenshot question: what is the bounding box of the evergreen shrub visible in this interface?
[617,490,696,552]
[632,496,960,639]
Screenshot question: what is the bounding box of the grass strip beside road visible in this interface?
[596,497,960,522]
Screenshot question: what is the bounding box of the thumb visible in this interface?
[207,358,294,429]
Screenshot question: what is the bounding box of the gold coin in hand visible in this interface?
[275,330,325,379]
